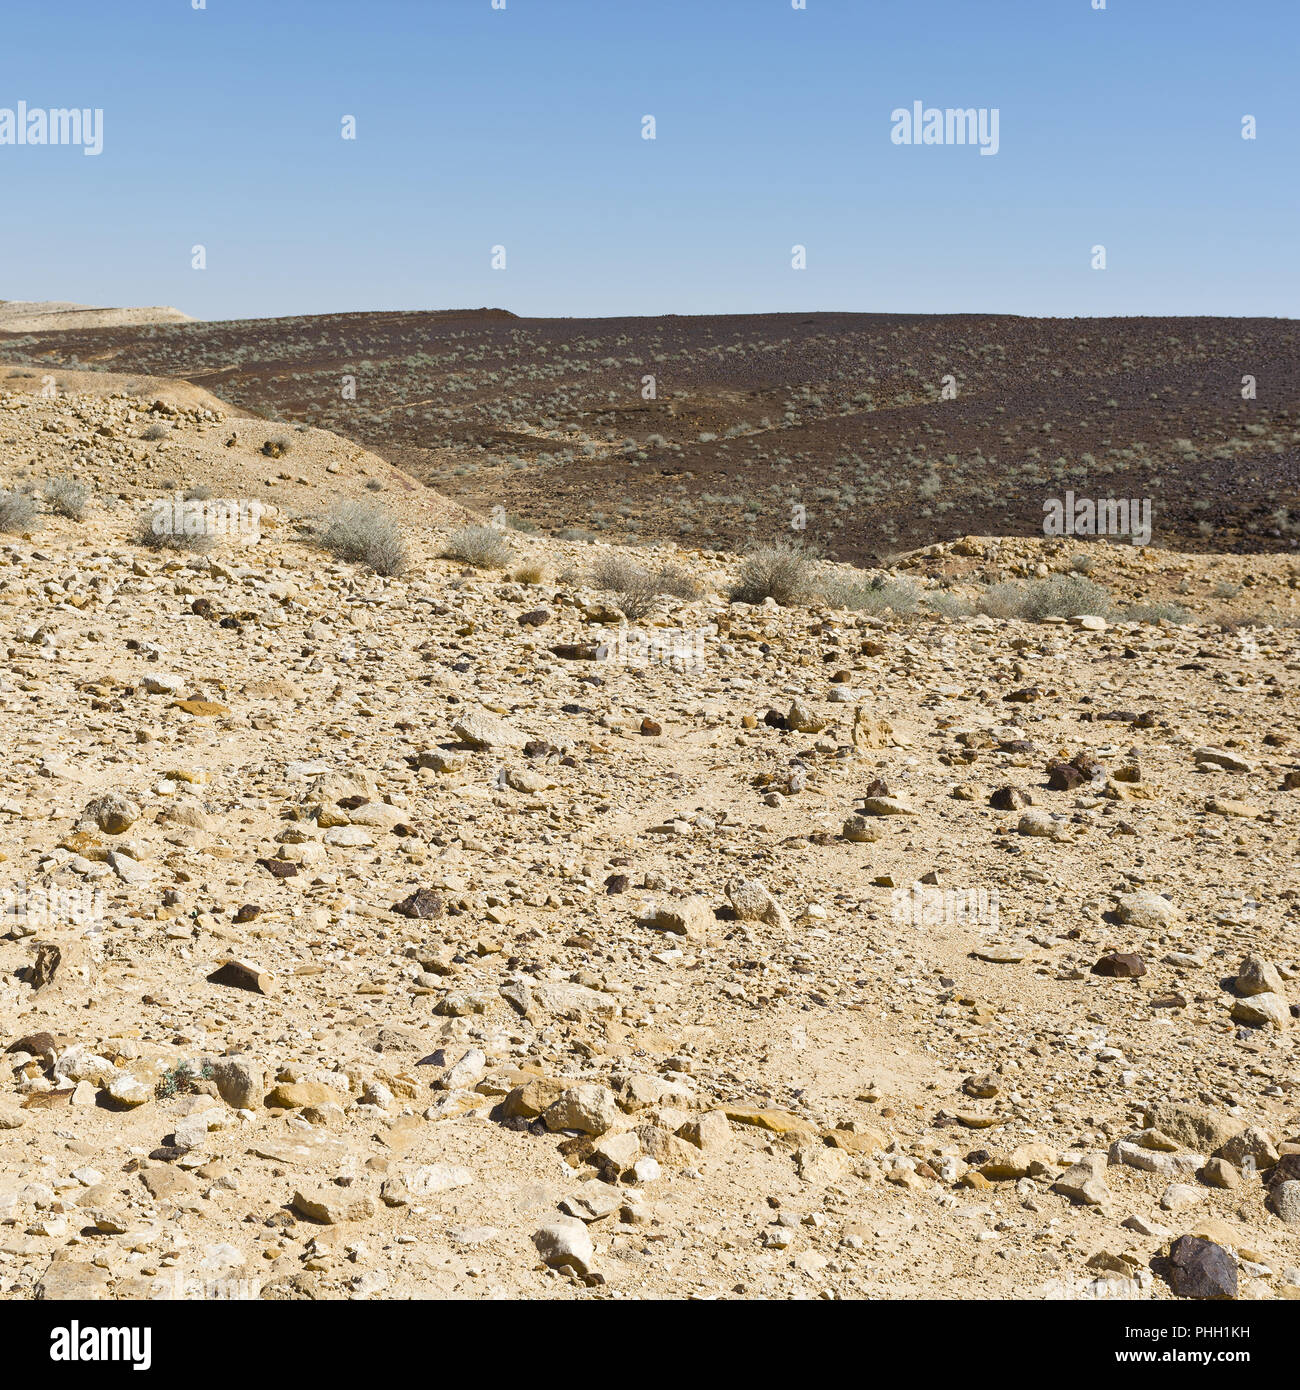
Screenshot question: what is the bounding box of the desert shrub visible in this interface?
[0,488,40,533]
[1121,603,1190,625]
[183,484,212,501]
[509,514,539,533]
[441,523,512,570]
[926,591,976,618]
[512,560,548,585]
[133,501,214,553]
[365,478,385,491]
[261,435,292,459]
[43,475,89,520]
[978,573,1111,621]
[141,422,171,441]
[589,553,701,620]
[155,1061,213,1099]
[318,501,407,575]
[820,572,921,617]
[730,540,817,606]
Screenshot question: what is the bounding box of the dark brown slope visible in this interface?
[2,310,1296,562]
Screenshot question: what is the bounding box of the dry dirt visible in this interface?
[0,375,1298,1304]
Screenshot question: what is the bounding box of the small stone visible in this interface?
[83,792,140,835]
[1018,809,1068,839]
[1193,747,1253,773]
[1145,1103,1244,1153]
[725,878,788,928]
[1231,993,1290,1028]
[452,710,526,750]
[532,1218,594,1275]
[406,1163,474,1196]
[1166,1234,1238,1300]
[860,796,917,816]
[105,1074,151,1108]
[1216,1127,1279,1172]
[678,1111,732,1152]
[1092,952,1146,979]
[210,1056,265,1110]
[266,1081,340,1110]
[207,959,277,995]
[28,938,98,994]
[392,888,443,919]
[1269,1181,1300,1226]
[292,1188,376,1224]
[1199,1158,1240,1190]
[638,897,713,942]
[988,785,1033,810]
[1236,955,1285,997]
[1053,1155,1108,1205]
[543,1085,621,1136]
[1115,890,1180,929]
[1161,1183,1204,1212]
[842,814,885,843]
[591,1131,641,1177]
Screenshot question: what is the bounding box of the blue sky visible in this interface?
[0,0,1295,320]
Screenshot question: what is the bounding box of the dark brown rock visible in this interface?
[1166,1235,1237,1300]
[1092,952,1146,979]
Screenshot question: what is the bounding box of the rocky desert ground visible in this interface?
[0,356,1297,1306]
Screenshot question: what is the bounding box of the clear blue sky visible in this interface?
[1,0,1295,320]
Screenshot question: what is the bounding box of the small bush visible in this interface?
[926,591,976,619]
[183,484,212,501]
[0,488,40,534]
[133,502,214,553]
[589,553,700,620]
[261,436,292,459]
[1121,603,1190,625]
[319,501,408,575]
[141,422,171,441]
[513,560,548,585]
[155,1061,213,1099]
[441,523,513,570]
[820,572,921,617]
[731,540,817,606]
[43,475,89,520]
[978,573,1111,621]
[364,478,385,491]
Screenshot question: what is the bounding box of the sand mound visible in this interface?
[0,300,195,333]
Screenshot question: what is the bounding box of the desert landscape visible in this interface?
[0,306,1296,1306]
[3,307,1295,564]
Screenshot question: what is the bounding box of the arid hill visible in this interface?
[0,376,1297,1301]
[3,310,1296,564]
